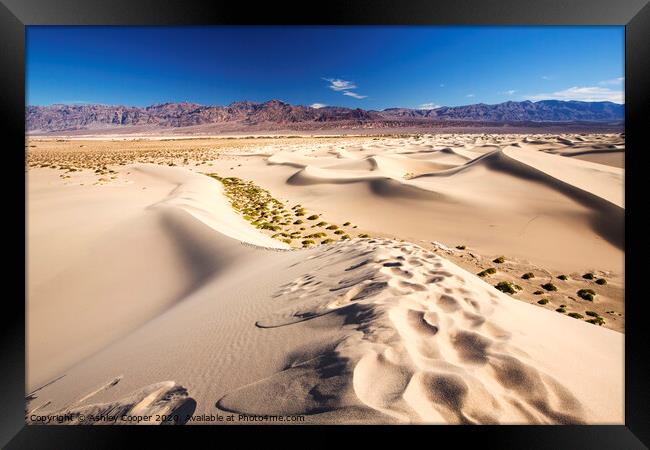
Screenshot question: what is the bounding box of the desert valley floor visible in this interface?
[26,133,624,424]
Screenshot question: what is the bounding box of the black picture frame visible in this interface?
[3,0,649,447]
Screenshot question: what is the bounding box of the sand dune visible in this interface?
[26,153,623,424]
[247,135,623,274]
[27,165,287,385]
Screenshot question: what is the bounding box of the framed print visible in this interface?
[1,0,649,447]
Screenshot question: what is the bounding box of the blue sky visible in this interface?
[26,26,624,109]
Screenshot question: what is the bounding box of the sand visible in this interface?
[26,133,624,424]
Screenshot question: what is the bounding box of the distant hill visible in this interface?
[26,99,624,133]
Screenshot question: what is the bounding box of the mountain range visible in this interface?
[26,99,624,133]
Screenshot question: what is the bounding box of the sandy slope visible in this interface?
[26,161,623,424]
[27,165,285,385]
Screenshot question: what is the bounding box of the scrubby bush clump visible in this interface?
[585,311,600,317]
[586,316,605,326]
[358,234,370,238]
[595,278,607,285]
[306,214,319,220]
[541,282,558,292]
[557,275,568,280]
[494,281,522,295]
[577,289,596,301]
[582,273,595,280]
[456,245,466,250]
[305,232,327,239]
[477,267,497,277]
[567,312,584,319]
[492,256,505,264]
[521,272,535,280]
[555,307,566,313]
[533,290,544,295]
[537,299,549,305]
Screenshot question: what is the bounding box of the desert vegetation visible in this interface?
[206,173,371,248]
[494,281,522,295]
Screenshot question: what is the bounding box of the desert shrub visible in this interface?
[537,299,549,305]
[326,225,338,230]
[340,234,350,240]
[343,222,351,226]
[541,282,558,292]
[321,239,335,244]
[577,289,596,301]
[358,234,370,238]
[492,256,505,264]
[557,275,568,280]
[307,215,319,220]
[555,307,566,313]
[315,221,327,227]
[494,281,521,295]
[595,278,607,285]
[533,290,544,295]
[282,238,292,244]
[521,272,535,280]
[456,245,466,250]
[567,312,584,319]
[334,230,345,235]
[293,219,304,225]
[259,223,280,231]
[301,240,315,246]
[477,268,497,277]
[295,211,305,216]
[582,273,595,280]
[585,311,600,317]
[586,317,605,326]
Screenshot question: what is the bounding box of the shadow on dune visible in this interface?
[286,167,448,202]
[415,149,624,250]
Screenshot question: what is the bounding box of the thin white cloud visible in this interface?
[466,94,475,98]
[439,83,445,88]
[324,78,357,91]
[598,77,624,86]
[527,86,624,103]
[310,103,327,109]
[541,75,552,80]
[342,91,367,99]
[501,90,516,96]
[323,77,367,99]
[418,103,440,110]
